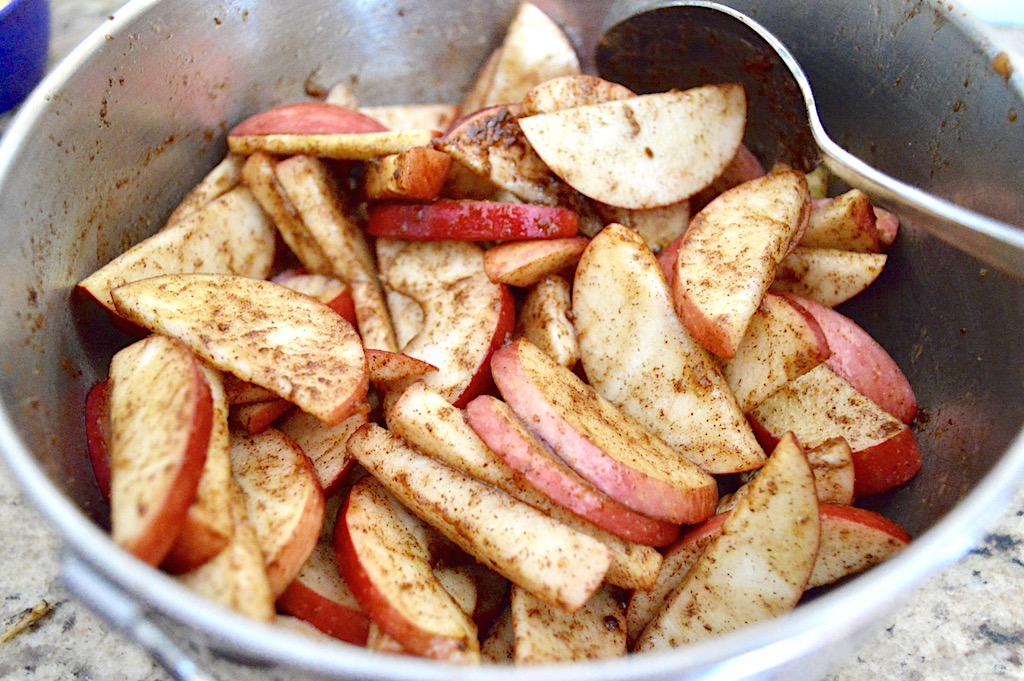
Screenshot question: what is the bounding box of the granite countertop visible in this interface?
[1,1,1023,680]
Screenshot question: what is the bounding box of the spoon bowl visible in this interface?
[596,0,1024,276]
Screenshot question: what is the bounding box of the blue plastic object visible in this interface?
[0,0,51,114]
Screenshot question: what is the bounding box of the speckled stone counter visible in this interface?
[1,2,1022,680]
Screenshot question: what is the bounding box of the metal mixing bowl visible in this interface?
[1,0,1022,679]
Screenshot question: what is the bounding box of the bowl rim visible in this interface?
[1,0,1023,677]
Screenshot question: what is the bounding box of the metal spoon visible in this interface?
[595,0,1024,276]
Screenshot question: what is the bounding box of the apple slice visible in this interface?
[363,147,452,201]
[107,334,213,566]
[808,504,911,588]
[874,206,900,247]
[164,153,245,229]
[518,85,746,209]
[770,247,887,307]
[722,291,831,413]
[510,584,626,663]
[690,143,767,212]
[347,422,611,612]
[483,237,588,287]
[359,103,459,132]
[574,223,765,474]
[228,101,388,136]
[377,239,514,407]
[634,432,820,651]
[177,478,276,622]
[673,169,811,359]
[274,154,398,352]
[466,395,679,546]
[84,379,112,502]
[276,404,369,498]
[386,383,663,591]
[367,199,578,241]
[231,428,325,598]
[491,338,718,524]
[748,364,922,497]
[110,273,368,427]
[516,274,580,368]
[481,607,515,664]
[271,269,357,326]
[366,348,438,386]
[780,293,918,423]
[803,190,881,252]
[334,474,481,662]
[76,186,276,316]
[592,201,690,254]
[162,363,234,574]
[228,129,439,160]
[520,74,634,116]
[229,398,294,435]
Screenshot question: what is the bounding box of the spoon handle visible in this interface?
[817,133,1024,278]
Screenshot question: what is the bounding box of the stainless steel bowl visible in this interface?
[1,0,1022,679]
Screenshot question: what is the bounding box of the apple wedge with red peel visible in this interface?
[592,200,690,254]
[874,206,900,247]
[517,275,579,369]
[76,186,276,316]
[231,427,325,598]
[367,200,579,241]
[722,291,831,413]
[771,247,887,307]
[626,513,728,649]
[228,130,441,161]
[110,273,368,427]
[178,479,276,622]
[274,154,398,352]
[519,85,746,210]
[229,398,294,435]
[85,379,112,502]
[277,540,371,645]
[673,168,811,360]
[573,223,765,475]
[377,239,514,407]
[229,101,388,137]
[365,348,438,392]
[484,237,589,287]
[347,422,611,612]
[634,432,820,651]
[806,437,856,506]
[363,147,452,202]
[387,383,663,591]
[690,143,766,212]
[165,153,244,230]
[803,190,881,252]
[748,364,921,497]
[809,504,911,589]
[163,363,234,574]
[491,338,718,524]
[521,74,634,116]
[107,334,213,566]
[780,293,918,424]
[511,584,626,663]
[276,405,369,498]
[466,395,679,546]
[272,270,357,326]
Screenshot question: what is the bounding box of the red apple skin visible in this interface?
[809,504,911,588]
[451,285,516,409]
[272,269,357,327]
[85,379,112,502]
[229,102,388,137]
[465,395,680,546]
[366,200,579,241]
[780,293,918,424]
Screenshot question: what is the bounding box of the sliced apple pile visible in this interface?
[77,0,924,665]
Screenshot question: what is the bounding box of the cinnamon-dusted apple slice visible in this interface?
[780,293,918,423]
[77,186,276,317]
[334,475,480,662]
[748,364,921,497]
[491,338,718,524]
[347,422,611,612]
[231,428,325,598]
[376,239,514,407]
[770,247,887,308]
[466,395,679,546]
[276,405,370,498]
[516,275,579,368]
[722,291,831,412]
[228,398,293,435]
[592,201,690,254]
[520,74,634,116]
[673,168,811,359]
[272,269,356,326]
[510,584,626,663]
[690,143,766,212]
[274,154,397,352]
[106,334,213,566]
[110,273,368,427]
[387,383,663,591]
[518,85,745,209]
[228,130,440,160]
[803,190,881,252]
[808,504,911,588]
[634,432,820,651]
[165,153,245,229]
[359,103,458,132]
[483,237,589,287]
[573,223,765,474]
[362,147,452,201]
